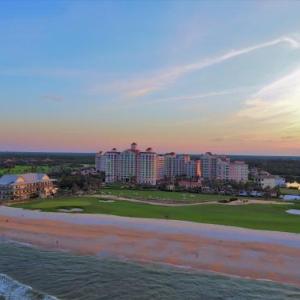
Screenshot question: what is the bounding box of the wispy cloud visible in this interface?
[141,86,255,104]
[91,35,300,98]
[175,67,300,151]
[237,67,300,121]
[232,66,300,147]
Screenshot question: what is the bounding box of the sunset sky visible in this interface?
[1,1,300,155]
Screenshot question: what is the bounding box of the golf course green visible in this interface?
[98,187,244,202]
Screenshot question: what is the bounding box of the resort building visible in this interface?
[104,148,120,183]
[163,153,190,179]
[185,160,201,178]
[0,173,57,201]
[256,174,285,189]
[163,152,177,179]
[201,153,249,183]
[251,169,285,189]
[174,154,191,177]
[229,161,249,183]
[95,151,106,172]
[137,148,157,185]
[95,143,249,185]
[216,157,230,181]
[256,175,278,189]
[119,143,139,183]
[156,155,165,181]
[201,152,218,180]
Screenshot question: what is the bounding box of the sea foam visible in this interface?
[0,273,58,300]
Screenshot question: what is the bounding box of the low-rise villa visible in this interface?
[0,173,57,201]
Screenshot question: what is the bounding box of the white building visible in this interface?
[137,148,157,185]
[95,151,106,172]
[185,160,201,178]
[0,173,57,201]
[256,175,286,189]
[202,154,249,183]
[174,154,190,177]
[120,143,139,183]
[95,144,248,185]
[201,152,218,180]
[216,157,230,181]
[156,155,165,181]
[250,168,285,189]
[256,175,278,189]
[104,148,120,183]
[229,161,249,183]
[163,152,176,179]
[163,153,190,179]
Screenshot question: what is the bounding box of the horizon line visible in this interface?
[0,150,299,158]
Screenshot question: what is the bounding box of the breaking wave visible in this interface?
[1,241,300,299]
[0,273,58,300]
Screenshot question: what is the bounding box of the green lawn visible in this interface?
[13,197,300,233]
[0,165,51,176]
[280,188,300,195]
[99,187,241,203]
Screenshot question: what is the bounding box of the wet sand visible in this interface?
[0,206,300,286]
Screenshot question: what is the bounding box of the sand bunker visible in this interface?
[286,209,300,216]
[224,199,285,205]
[57,208,83,213]
[98,200,115,203]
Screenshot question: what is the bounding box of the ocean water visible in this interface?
[0,241,300,300]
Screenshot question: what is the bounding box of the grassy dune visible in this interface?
[13,197,300,233]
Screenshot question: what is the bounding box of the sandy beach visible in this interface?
[1,206,300,287]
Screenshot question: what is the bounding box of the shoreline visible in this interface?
[2,237,298,291]
[1,206,300,287]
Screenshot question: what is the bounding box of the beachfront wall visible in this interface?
[0,173,57,201]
